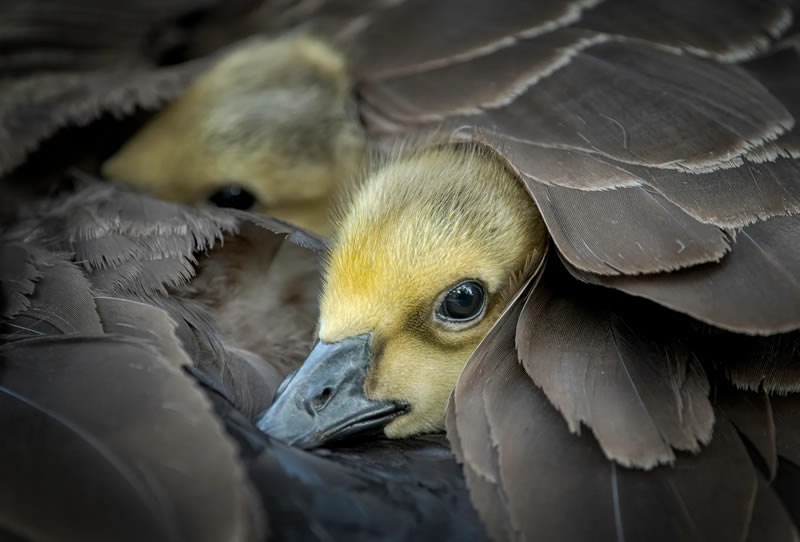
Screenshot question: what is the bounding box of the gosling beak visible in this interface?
[255,333,408,448]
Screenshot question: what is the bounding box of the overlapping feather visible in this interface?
[449,257,800,541]
[1,180,484,541]
[0,182,325,539]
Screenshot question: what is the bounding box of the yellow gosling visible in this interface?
[258,141,548,445]
[103,33,364,235]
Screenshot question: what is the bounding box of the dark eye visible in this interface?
[208,185,256,210]
[437,280,486,322]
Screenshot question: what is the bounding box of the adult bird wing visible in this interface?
[0,179,328,540]
[0,194,260,541]
[354,0,800,539]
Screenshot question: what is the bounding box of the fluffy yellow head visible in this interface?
[319,143,547,437]
[102,33,364,235]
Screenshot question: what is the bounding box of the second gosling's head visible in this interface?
[102,33,364,235]
[258,142,547,446]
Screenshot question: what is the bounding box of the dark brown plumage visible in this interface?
[1,181,483,541]
[2,1,800,541]
[458,261,800,541]
[0,188,272,540]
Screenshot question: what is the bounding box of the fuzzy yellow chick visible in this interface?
[258,142,548,446]
[102,33,364,236]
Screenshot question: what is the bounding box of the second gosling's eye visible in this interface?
[209,185,256,210]
[436,280,486,323]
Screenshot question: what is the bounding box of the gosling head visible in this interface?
[257,142,548,447]
[102,33,364,235]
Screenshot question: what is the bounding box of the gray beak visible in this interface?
[255,333,407,448]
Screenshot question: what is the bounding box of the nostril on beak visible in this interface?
[305,386,334,414]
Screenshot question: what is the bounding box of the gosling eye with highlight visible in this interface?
[208,184,257,210]
[435,280,486,326]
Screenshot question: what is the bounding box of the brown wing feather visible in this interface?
[0,243,42,319]
[632,157,800,228]
[5,181,322,412]
[2,248,102,338]
[464,133,800,230]
[718,388,778,479]
[0,336,263,542]
[773,458,800,528]
[745,44,800,156]
[182,213,323,379]
[358,29,596,121]
[457,319,778,541]
[365,39,792,170]
[772,395,800,467]
[748,475,800,542]
[94,293,282,423]
[574,214,800,334]
[579,0,793,61]
[704,330,800,393]
[525,181,731,275]
[93,296,194,367]
[451,294,527,542]
[354,0,598,79]
[0,181,334,539]
[516,261,714,468]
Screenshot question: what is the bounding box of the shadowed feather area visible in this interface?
[0,335,263,542]
[2,180,324,413]
[575,214,800,334]
[0,181,485,541]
